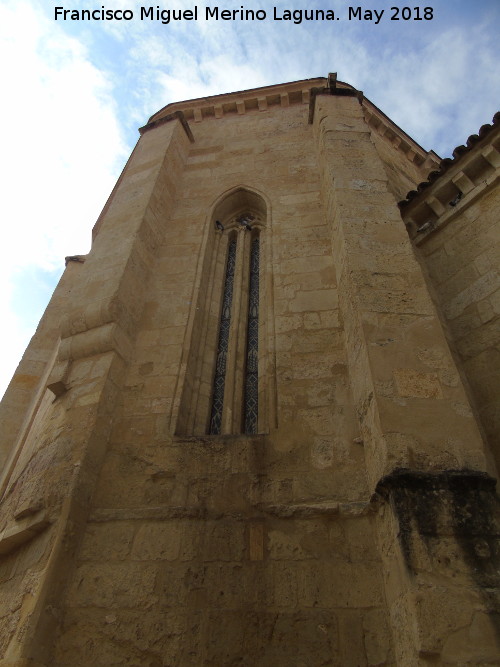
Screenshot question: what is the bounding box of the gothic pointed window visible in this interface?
[175,187,276,437]
[208,218,261,435]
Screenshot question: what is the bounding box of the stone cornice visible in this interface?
[399,111,500,213]
[139,109,194,141]
[148,77,331,124]
[362,101,441,169]
[309,80,436,169]
[146,74,439,173]
[399,116,500,243]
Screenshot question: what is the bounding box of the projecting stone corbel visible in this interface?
[58,322,133,364]
[0,512,51,556]
[257,97,268,112]
[451,170,475,194]
[47,359,70,398]
[64,254,86,266]
[481,145,500,168]
[426,195,447,217]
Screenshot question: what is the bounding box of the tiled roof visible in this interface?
[398,111,500,209]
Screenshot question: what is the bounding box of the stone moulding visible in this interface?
[138,109,194,142]
[88,500,373,523]
[142,73,438,178]
[399,111,500,240]
[399,111,500,209]
[0,512,51,557]
[147,77,324,125]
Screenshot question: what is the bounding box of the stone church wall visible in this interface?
[0,79,499,666]
[400,118,500,469]
[419,186,500,465]
[51,94,392,666]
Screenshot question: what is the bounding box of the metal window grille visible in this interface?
[209,238,237,434]
[244,237,259,434]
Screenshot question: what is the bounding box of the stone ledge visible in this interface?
[400,116,500,241]
[0,512,50,556]
[89,500,373,523]
[139,110,194,142]
[407,172,499,244]
[148,77,328,125]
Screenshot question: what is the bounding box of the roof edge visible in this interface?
[148,76,333,123]
[398,111,500,210]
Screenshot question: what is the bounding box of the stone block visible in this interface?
[131,522,182,561]
[393,368,443,399]
[79,522,135,561]
[68,562,158,609]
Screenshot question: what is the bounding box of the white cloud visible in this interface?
[360,23,499,155]
[0,2,127,265]
[0,0,498,399]
[0,0,128,396]
[122,2,499,156]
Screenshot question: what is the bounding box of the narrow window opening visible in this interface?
[209,237,237,434]
[175,186,276,437]
[243,236,259,434]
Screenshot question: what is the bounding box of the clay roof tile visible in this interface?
[398,110,499,209]
[417,181,431,192]
[452,145,468,159]
[466,134,480,148]
[478,123,492,138]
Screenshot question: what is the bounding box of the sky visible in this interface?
[0,0,498,399]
